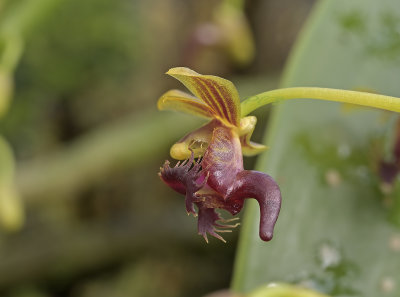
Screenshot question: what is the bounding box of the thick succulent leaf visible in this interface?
[157,89,214,119]
[233,0,400,296]
[167,67,241,127]
[247,283,331,297]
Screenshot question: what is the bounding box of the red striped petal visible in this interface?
[166,67,241,127]
[157,89,215,119]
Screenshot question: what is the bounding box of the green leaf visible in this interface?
[0,136,24,231]
[233,0,400,296]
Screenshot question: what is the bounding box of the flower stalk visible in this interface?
[241,87,400,117]
[157,67,400,243]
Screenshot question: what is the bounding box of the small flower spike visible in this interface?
[158,68,281,243]
[158,67,400,243]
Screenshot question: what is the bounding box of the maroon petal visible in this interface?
[202,126,243,197]
[230,170,281,241]
[196,169,281,242]
[197,203,240,243]
[159,121,281,242]
[159,152,208,215]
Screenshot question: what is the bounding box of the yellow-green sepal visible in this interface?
[157,89,214,119]
[239,116,268,156]
[166,67,241,127]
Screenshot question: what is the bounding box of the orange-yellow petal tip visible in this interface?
[166,67,199,77]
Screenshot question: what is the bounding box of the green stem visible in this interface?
[240,87,400,117]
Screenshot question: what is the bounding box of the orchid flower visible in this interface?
[158,67,281,243]
[158,67,400,243]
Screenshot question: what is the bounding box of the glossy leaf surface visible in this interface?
[233,0,400,296]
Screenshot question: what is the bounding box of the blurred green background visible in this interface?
[7,0,400,296]
[0,0,316,296]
